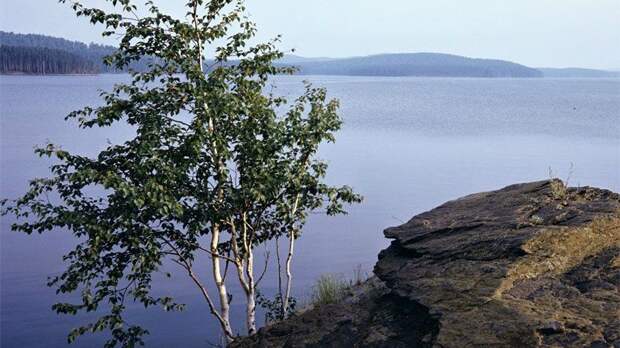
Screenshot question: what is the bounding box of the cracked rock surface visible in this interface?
[233,180,620,348]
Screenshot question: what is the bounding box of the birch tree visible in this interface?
[1,0,361,346]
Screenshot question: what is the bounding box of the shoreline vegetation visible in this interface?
[2,31,618,78]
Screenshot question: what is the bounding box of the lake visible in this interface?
[1,75,619,347]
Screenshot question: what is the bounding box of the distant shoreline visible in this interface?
[2,72,618,79]
[2,31,619,78]
[0,72,100,76]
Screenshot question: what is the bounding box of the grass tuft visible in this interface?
[308,265,369,307]
[352,264,366,286]
[310,274,350,306]
[548,164,573,201]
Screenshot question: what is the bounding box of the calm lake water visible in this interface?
[1,75,619,347]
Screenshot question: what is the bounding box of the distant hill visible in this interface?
[538,67,619,78]
[284,53,543,78]
[278,54,333,64]
[0,32,541,77]
[0,31,150,74]
[1,31,615,78]
[0,45,98,74]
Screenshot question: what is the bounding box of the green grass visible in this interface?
[309,265,368,306]
[310,274,349,306]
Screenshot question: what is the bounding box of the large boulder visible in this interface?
[233,180,620,347]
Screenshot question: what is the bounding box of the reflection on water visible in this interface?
[1,75,619,347]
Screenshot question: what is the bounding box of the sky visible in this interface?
[1,0,619,70]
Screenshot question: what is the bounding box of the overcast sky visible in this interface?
[1,0,619,69]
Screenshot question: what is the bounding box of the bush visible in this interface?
[256,291,297,324]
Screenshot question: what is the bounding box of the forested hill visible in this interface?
[0,31,149,74]
[0,45,98,74]
[287,53,544,78]
[2,31,615,78]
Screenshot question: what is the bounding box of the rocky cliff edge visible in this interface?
[233,180,620,348]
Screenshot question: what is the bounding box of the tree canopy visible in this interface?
[1,0,361,346]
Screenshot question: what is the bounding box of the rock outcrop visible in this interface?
[233,180,620,348]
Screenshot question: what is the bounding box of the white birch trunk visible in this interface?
[211,225,234,343]
[245,250,257,335]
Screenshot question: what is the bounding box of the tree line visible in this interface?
[0,45,98,74]
[0,31,152,74]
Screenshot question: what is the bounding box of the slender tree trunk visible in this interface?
[211,224,234,343]
[229,215,258,335]
[193,6,235,341]
[161,235,233,344]
[242,213,257,335]
[282,232,295,313]
[282,194,300,314]
[275,236,283,320]
[246,290,256,334]
[245,251,257,335]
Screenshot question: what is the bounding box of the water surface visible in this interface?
[1,75,619,347]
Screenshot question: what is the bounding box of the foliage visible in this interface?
[256,290,297,324]
[1,0,361,346]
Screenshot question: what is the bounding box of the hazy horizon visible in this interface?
[1,0,619,70]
